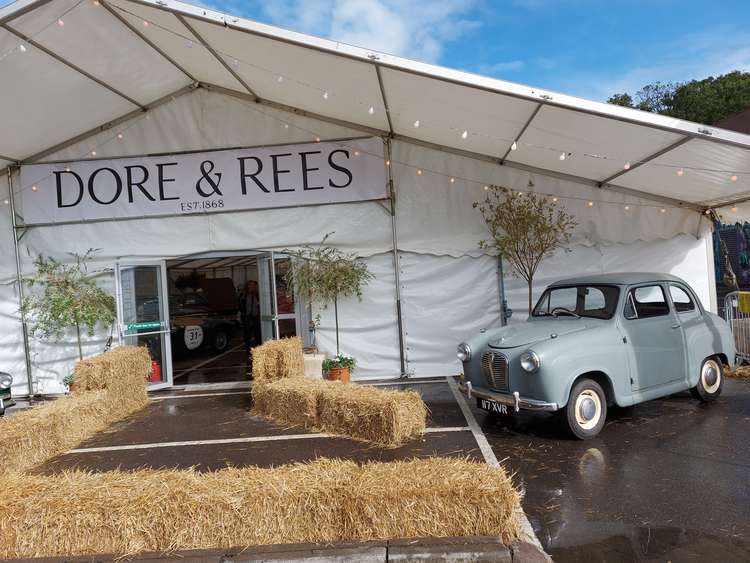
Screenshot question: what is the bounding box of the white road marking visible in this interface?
[151,391,251,401]
[446,376,499,467]
[172,343,246,380]
[66,426,469,454]
[68,433,334,454]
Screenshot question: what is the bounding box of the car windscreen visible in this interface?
[532,285,620,320]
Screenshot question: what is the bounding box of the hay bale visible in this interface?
[251,378,327,427]
[0,346,151,475]
[73,346,151,392]
[0,458,521,558]
[317,383,427,448]
[251,337,304,382]
[726,365,750,379]
[252,378,427,448]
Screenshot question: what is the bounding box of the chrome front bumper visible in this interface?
[458,379,558,412]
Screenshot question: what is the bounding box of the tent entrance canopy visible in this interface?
[3,0,750,219]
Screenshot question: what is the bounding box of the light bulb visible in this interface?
[660,208,666,213]
[19,44,27,53]
[32,185,38,191]
[91,151,97,156]
[624,161,631,170]
[385,160,390,166]
[587,201,594,207]
[559,152,567,161]
[511,141,517,151]
[732,207,739,212]
[704,209,711,215]
[3,199,8,205]
[93,0,100,5]
[143,20,149,27]
[65,167,71,172]
[677,168,684,176]
[322,91,329,100]
[354,151,360,157]
[417,169,423,175]
[731,175,738,182]
[315,137,320,142]
[413,119,420,128]
[624,205,630,211]
[461,130,468,140]
[283,123,289,129]
[484,185,489,191]
[57,18,64,27]
[368,106,375,115]
[450,177,455,183]
[552,197,558,202]
[117,133,123,139]
[277,75,283,83]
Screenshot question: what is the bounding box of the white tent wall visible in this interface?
[0,87,718,390]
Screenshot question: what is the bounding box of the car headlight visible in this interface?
[457,342,472,362]
[0,372,12,389]
[520,350,540,373]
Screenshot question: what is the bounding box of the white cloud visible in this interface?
[246,0,480,62]
[559,26,750,100]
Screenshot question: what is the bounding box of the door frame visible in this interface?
[114,259,173,391]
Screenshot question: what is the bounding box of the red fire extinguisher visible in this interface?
[150,360,162,383]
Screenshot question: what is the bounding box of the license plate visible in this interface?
[477,397,509,415]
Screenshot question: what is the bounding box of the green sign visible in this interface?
[126,321,162,331]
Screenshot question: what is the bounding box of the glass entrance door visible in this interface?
[257,252,301,343]
[115,261,173,389]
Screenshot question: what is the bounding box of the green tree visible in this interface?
[607,71,750,125]
[474,187,578,314]
[284,234,374,355]
[22,250,116,360]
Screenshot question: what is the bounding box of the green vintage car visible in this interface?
[0,372,14,415]
[457,273,735,439]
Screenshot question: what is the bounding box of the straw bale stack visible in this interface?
[251,336,305,382]
[0,458,520,558]
[0,346,150,475]
[252,378,427,447]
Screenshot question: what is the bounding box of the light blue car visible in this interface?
[457,273,735,439]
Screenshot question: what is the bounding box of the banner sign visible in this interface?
[19,137,387,225]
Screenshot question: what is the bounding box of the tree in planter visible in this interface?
[22,250,117,361]
[474,186,577,314]
[284,234,374,355]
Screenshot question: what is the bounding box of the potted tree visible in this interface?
[322,355,356,384]
[285,234,373,382]
[22,250,117,387]
[474,186,577,314]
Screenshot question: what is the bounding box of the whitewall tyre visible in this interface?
[565,379,607,440]
[691,357,723,402]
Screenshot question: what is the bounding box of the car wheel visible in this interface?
[565,379,607,440]
[691,357,723,402]
[213,330,229,352]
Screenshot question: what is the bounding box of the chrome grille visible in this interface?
[481,351,509,391]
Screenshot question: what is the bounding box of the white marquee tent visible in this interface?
[2,0,750,394]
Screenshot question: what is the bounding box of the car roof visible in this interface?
[548,272,689,287]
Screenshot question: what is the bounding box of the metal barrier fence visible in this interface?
[724,291,750,363]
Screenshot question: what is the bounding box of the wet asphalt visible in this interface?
[33,372,750,562]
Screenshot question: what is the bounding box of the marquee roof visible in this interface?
[2,0,750,212]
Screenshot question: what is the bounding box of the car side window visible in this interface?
[669,284,695,313]
[624,285,670,319]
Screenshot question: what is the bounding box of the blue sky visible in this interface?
[192,0,750,101]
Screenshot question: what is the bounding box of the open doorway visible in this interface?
[164,252,305,386]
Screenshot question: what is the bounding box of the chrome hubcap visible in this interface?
[574,389,602,431]
[701,360,721,394]
[579,397,596,421]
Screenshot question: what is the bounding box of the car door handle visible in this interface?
[671,323,681,329]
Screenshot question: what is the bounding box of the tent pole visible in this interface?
[385,139,407,378]
[7,167,34,400]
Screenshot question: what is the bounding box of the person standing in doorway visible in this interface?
[243,280,261,347]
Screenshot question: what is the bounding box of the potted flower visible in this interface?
[323,355,356,384]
